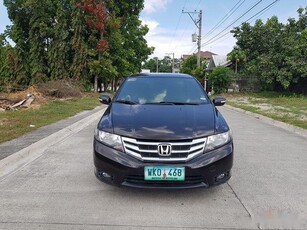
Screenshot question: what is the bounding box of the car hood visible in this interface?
[99,103,226,140]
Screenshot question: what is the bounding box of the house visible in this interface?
[206,55,231,71]
[205,55,238,93]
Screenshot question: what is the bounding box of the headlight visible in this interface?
[95,128,124,152]
[205,130,232,152]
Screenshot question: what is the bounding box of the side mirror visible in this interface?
[212,96,226,106]
[99,94,111,104]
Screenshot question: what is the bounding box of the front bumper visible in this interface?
[93,139,233,189]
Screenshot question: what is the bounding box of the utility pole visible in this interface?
[182,10,202,67]
[156,57,159,73]
[166,52,175,73]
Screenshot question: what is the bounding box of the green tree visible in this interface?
[142,58,157,72]
[1,0,153,92]
[70,1,89,83]
[231,7,307,93]
[78,0,110,92]
[143,56,181,73]
[4,0,32,89]
[27,0,54,84]
[107,0,153,76]
[180,55,204,83]
[207,67,233,94]
[48,0,73,80]
[227,47,246,73]
[0,36,12,91]
[159,56,172,72]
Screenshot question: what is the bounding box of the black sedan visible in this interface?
[94,73,233,189]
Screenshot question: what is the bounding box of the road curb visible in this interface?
[224,104,307,139]
[0,107,106,180]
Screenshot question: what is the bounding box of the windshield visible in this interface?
[115,77,209,105]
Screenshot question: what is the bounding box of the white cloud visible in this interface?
[140,0,235,59]
[143,25,196,58]
[209,36,236,55]
[141,18,236,59]
[141,18,159,36]
[144,28,236,59]
[143,0,171,15]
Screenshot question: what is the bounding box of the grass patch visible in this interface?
[227,102,260,113]
[224,92,307,129]
[0,93,101,144]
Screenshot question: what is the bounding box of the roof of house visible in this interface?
[199,51,217,58]
[181,51,217,60]
[206,55,232,70]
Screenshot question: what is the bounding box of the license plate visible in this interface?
[144,166,185,181]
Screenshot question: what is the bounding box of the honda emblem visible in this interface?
[157,144,172,156]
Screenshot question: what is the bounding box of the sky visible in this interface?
[1,0,306,59]
[141,0,306,58]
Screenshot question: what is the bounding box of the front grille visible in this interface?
[122,137,206,162]
[125,175,205,185]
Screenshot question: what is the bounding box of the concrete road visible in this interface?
[0,106,306,230]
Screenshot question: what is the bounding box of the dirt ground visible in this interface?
[0,81,81,111]
[0,86,47,111]
[224,94,307,123]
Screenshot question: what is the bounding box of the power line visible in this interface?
[175,0,203,57]
[248,2,275,25]
[188,44,198,54]
[204,0,246,38]
[172,16,195,54]
[202,0,280,47]
[166,13,183,52]
[195,0,202,10]
[168,0,195,54]
[245,0,279,22]
[201,0,280,48]
[182,9,202,67]
[201,0,263,47]
[167,0,187,53]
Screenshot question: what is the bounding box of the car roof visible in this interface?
[130,73,194,79]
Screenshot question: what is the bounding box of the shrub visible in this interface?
[207,67,234,94]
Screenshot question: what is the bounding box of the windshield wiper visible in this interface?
[144,101,199,105]
[143,102,175,105]
[172,102,199,105]
[115,100,137,105]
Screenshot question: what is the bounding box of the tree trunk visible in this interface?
[112,80,115,92]
[114,78,118,91]
[94,75,98,92]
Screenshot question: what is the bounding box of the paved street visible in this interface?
[0,106,306,230]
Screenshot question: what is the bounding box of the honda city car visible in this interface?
[94,73,233,189]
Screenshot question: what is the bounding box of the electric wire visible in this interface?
[188,44,198,54]
[181,0,203,57]
[203,0,246,38]
[202,0,279,47]
[166,0,187,53]
[173,16,196,55]
[166,13,183,53]
[174,0,202,57]
[167,0,192,53]
[195,0,202,10]
[201,0,263,47]
[244,0,279,22]
[248,2,275,24]
[201,0,280,48]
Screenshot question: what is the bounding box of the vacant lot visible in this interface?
[0,92,101,144]
[224,92,307,129]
